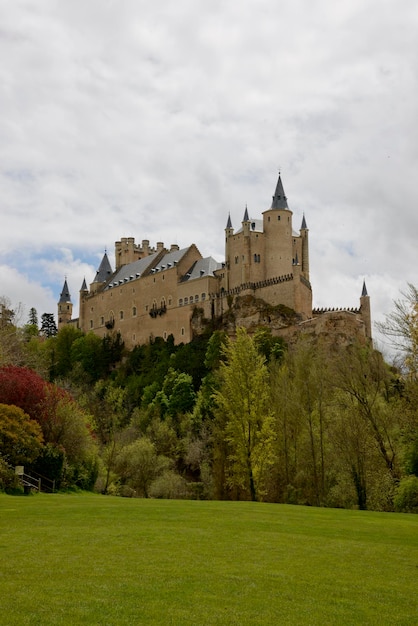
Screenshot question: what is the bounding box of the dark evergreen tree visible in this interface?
[41,313,58,338]
[28,307,38,328]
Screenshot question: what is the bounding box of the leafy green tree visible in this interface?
[254,327,286,363]
[0,403,43,465]
[376,283,418,376]
[71,333,106,382]
[46,325,84,380]
[114,437,169,497]
[213,328,274,501]
[41,313,58,338]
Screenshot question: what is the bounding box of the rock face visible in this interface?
[191,294,370,348]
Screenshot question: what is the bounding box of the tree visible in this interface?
[0,365,47,422]
[46,325,84,380]
[28,308,38,328]
[213,328,274,501]
[0,403,43,465]
[376,283,418,376]
[114,437,169,497]
[330,343,401,510]
[0,297,15,328]
[41,313,58,338]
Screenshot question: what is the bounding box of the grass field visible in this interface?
[0,493,417,625]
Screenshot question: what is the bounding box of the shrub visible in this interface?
[394,476,418,513]
[0,457,21,493]
[149,470,189,499]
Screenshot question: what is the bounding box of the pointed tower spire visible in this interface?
[271,173,288,209]
[243,205,249,222]
[59,278,71,303]
[360,280,372,341]
[80,277,88,292]
[226,213,232,229]
[57,278,73,329]
[94,252,113,284]
[301,214,307,230]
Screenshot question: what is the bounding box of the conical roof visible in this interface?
[80,278,88,291]
[301,214,308,229]
[226,214,232,229]
[271,173,289,209]
[94,252,113,283]
[361,280,368,297]
[59,279,71,304]
[243,205,249,221]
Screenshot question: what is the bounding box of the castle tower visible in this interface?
[262,173,293,279]
[300,214,309,281]
[225,213,234,291]
[78,278,88,333]
[58,278,72,329]
[241,205,252,283]
[360,280,372,341]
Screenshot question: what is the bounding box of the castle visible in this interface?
[58,174,371,349]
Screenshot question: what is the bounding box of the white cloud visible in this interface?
[0,0,417,346]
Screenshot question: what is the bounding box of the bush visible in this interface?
[394,476,418,513]
[0,458,22,493]
[149,470,189,499]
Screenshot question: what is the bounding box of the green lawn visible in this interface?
[0,494,417,625]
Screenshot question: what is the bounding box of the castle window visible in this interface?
[168,297,172,306]
[201,293,206,301]
[133,334,136,342]
[90,320,93,329]
[181,327,185,336]
[120,310,124,320]
[179,298,183,306]
[195,295,199,302]
[268,216,270,222]
[163,331,167,340]
[132,306,137,317]
[145,305,148,312]
[235,256,239,264]
[184,297,188,305]
[278,215,281,221]
[100,316,104,326]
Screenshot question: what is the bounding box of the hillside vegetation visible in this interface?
[1,289,418,512]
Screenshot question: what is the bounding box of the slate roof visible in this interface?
[104,247,195,289]
[235,218,263,235]
[181,257,223,282]
[93,252,113,283]
[59,279,71,303]
[271,173,289,210]
[105,250,161,289]
[152,247,191,273]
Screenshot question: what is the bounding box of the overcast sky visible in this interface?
[1,0,417,358]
